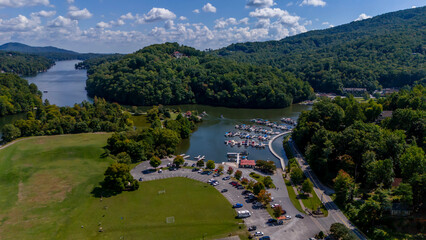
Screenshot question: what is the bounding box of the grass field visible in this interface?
[0,134,244,240]
[283,178,304,213]
[131,115,151,129]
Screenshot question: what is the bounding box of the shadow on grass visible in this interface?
[91,186,122,198]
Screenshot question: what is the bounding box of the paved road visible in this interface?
[288,140,367,240]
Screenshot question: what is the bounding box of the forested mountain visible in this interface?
[0,73,43,116]
[86,42,314,108]
[215,7,426,93]
[0,42,109,61]
[0,52,54,76]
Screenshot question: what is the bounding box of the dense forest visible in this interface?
[0,73,43,117]
[75,54,123,70]
[85,42,314,108]
[215,7,426,93]
[292,85,425,238]
[1,97,132,142]
[0,52,54,76]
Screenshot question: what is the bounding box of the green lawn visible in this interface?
[283,178,304,213]
[0,134,244,239]
[298,189,329,217]
[131,115,151,129]
[249,172,276,189]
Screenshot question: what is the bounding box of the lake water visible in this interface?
[1,60,311,168]
[25,60,91,107]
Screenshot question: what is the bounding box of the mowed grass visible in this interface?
[283,178,304,213]
[0,134,243,240]
[130,115,151,129]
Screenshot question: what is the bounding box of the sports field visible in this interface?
[0,134,243,239]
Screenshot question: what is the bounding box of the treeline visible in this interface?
[75,54,123,70]
[85,42,314,108]
[1,97,132,142]
[0,52,54,76]
[0,73,43,117]
[292,85,425,238]
[215,6,426,93]
[106,106,198,163]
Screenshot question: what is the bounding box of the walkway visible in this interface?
[268,131,291,171]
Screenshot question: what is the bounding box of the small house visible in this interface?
[239,160,256,168]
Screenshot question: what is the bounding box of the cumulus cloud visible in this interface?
[179,16,187,21]
[66,0,74,3]
[165,20,174,30]
[193,9,200,14]
[47,16,78,28]
[68,6,93,20]
[120,12,135,20]
[202,3,216,13]
[355,13,371,21]
[0,0,49,8]
[96,21,111,28]
[300,0,326,7]
[246,0,275,8]
[0,14,40,31]
[31,10,56,18]
[136,7,176,23]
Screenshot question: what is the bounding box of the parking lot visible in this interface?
[130,161,308,239]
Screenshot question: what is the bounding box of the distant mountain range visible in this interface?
[0,42,109,61]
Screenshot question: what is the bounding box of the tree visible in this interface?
[256,160,276,173]
[206,160,215,169]
[365,159,394,188]
[273,205,283,218]
[302,179,314,195]
[149,156,161,169]
[253,182,265,195]
[116,152,131,165]
[355,198,382,232]
[173,155,185,167]
[334,170,356,205]
[1,124,21,142]
[247,180,255,191]
[393,183,413,206]
[400,145,425,180]
[330,223,357,240]
[227,166,234,175]
[290,167,304,185]
[234,170,242,180]
[218,165,224,173]
[196,159,204,168]
[102,163,139,192]
[257,189,272,205]
[241,178,249,185]
[263,176,274,188]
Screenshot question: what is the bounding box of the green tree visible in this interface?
[173,155,185,167]
[273,204,283,218]
[149,156,162,169]
[365,159,394,188]
[116,152,131,164]
[263,176,274,188]
[206,160,215,169]
[253,182,265,195]
[330,223,357,240]
[393,183,413,206]
[1,124,21,142]
[400,145,425,180]
[234,170,242,180]
[334,170,355,205]
[102,163,139,192]
[227,166,234,174]
[218,165,224,173]
[241,178,249,185]
[257,189,272,205]
[302,179,314,195]
[197,159,205,168]
[290,167,304,185]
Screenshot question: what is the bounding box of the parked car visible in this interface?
[192,168,199,172]
[191,163,196,167]
[285,215,292,219]
[267,218,277,224]
[223,176,230,180]
[183,162,188,167]
[248,226,257,231]
[237,185,244,189]
[221,189,228,193]
[254,231,264,236]
[138,177,143,181]
[295,214,304,219]
[233,203,243,208]
[271,204,280,208]
[207,171,213,175]
[230,181,237,186]
[242,190,251,195]
[198,169,203,173]
[259,236,271,240]
[213,173,220,177]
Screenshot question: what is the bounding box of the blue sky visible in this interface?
[0,0,424,53]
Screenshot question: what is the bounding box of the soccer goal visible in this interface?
[158,190,166,195]
[166,216,175,224]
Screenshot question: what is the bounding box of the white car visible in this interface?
[286,215,292,219]
[254,231,264,236]
[198,169,203,173]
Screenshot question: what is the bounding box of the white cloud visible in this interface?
[165,20,174,30]
[246,0,275,8]
[179,16,187,21]
[411,6,416,8]
[286,2,293,7]
[214,17,237,29]
[0,0,49,8]
[355,13,371,21]
[300,0,326,7]
[193,9,200,14]
[322,21,329,25]
[47,16,78,28]
[249,7,300,25]
[66,0,74,3]
[0,14,40,31]
[96,21,111,28]
[240,17,249,25]
[136,7,176,23]
[120,12,134,20]
[68,6,93,20]
[202,3,216,13]
[30,10,56,18]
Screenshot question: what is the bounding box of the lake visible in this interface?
[1,60,311,168]
[25,60,91,107]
